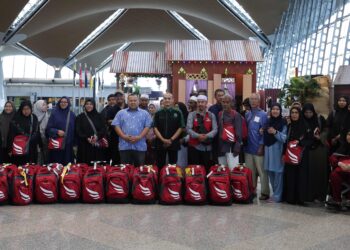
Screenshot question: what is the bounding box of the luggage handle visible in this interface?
[18,166,29,187]
[91,161,101,170]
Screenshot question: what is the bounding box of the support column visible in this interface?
[0,51,6,107]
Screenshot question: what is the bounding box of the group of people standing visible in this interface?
[0,91,349,206]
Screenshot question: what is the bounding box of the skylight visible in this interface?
[3,0,48,42]
[65,9,127,64]
[217,0,270,45]
[167,11,208,40]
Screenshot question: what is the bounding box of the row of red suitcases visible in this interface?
[0,163,255,206]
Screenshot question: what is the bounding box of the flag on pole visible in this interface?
[89,67,94,89]
[101,71,104,90]
[73,60,77,86]
[84,64,88,88]
[98,72,101,90]
[92,74,96,90]
[79,63,83,88]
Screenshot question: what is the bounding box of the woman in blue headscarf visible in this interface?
[46,97,75,165]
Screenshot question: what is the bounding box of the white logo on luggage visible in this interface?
[214,186,228,199]
[110,181,124,194]
[232,187,243,198]
[13,143,23,155]
[86,187,100,200]
[287,149,299,164]
[40,186,55,199]
[19,190,31,201]
[224,129,235,142]
[0,190,5,199]
[168,188,180,200]
[189,187,201,200]
[139,184,151,196]
[51,139,60,148]
[63,185,77,198]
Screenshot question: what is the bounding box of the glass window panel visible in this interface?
[24,56,36,78]
[327,25,334,42]
[322,59,329,73]
[324,43,332,60]
[338,37,346,55]
[345,2,350,16]
[35,59,47,78]
[46,66,54,78]
[2,56,14,78]
[12,56,25,78]
[61,66,73,79]
[335,54,345,71]
[330,12,337,23]
[340,18,349,37]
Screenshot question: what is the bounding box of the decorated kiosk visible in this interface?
[165,40,263,104]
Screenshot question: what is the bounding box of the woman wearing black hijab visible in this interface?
[327,96,349,153]
[0,101,16,163]
[7,100,41,165]
[75,99,107,164]
[263,103,287,202]
[302,103,328,202]
[283,107,313,205]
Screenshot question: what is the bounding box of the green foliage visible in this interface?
[133,85,141,95]
[279,76,321,107]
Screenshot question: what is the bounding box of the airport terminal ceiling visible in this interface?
[0,0,288,69]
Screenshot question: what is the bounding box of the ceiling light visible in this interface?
[167,11,208,40]
[64,9,127,65]
[3,0,49,43]
[217,0,270,45]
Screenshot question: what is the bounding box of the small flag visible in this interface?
[73,60,77,86]
[98,72,101,90]
[91,74,96,90]
[101,72,104,90]
[79,63,83,88]
[89,67,94,89]
[84,64,88,88]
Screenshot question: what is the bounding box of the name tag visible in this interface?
[253,116,260,123]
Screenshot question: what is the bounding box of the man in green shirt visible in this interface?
[154,93,185,169]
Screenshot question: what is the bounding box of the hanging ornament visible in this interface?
[177,66,186,76]
[224,67,228,76]
[246,68,254,75]
[200,67,208,78]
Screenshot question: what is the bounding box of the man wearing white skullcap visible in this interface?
[139,94,149,110]
[187,94,218,171]
[188,95,198,112]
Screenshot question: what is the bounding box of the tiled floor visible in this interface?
[1,199,349,250]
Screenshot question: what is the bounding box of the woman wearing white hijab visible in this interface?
[33,100,49,164]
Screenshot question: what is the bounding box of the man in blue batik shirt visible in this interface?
[245,93,270,200]
[112,93,152,166]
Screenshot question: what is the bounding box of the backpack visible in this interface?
[207,165,232,205]
[0,165,12,204]
[159,165,184,205]
[231,164,255,203]
[184,165,207,204]
[82,166,105,203]
[10,166,36,205]
[59,164,82,202]
[105,164,134,203]
[218,110,248,143]
[35,166,59,204]
[131,165,158,204]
